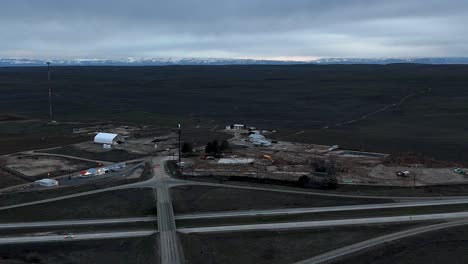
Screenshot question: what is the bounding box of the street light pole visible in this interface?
[178,124,181,163]
[47,62,53,121]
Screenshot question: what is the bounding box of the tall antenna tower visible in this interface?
[47,62,53,120]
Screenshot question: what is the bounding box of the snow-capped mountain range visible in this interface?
[1,57,468,66]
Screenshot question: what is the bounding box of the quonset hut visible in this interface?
[94,132,123,148]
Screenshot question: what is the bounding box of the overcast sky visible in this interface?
[1,0,467,60]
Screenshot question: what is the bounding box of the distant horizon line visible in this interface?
[2,56,468,66]
[2,56,468,62]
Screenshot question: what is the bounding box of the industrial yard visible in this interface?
[0,119,467,264]
[1,120,467,197]
[176,125,468,188]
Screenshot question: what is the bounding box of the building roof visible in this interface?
[218,158,254,164]
[253,139,272,146]
[94,133,119,144]
[249,134,265,139]
[36,179,58,184]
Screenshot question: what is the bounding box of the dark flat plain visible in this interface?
[340,224,468,264]
[0,188,156,222]
[170,185,392,214]
[179,223,424,264]
[2,65,468,162]
[0,235,158,264]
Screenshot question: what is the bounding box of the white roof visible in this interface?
[94,133,119,144]
[253,139,271,146]
[218,158,254,164]
[36,179,58,184]
[233,124,244,127]
[249,134,265,139]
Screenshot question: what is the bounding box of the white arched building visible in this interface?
[94,132,123,147]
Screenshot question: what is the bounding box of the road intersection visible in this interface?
[1,155,468,263]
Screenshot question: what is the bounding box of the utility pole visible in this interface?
[47,62,53,121]
[178,124,181,163]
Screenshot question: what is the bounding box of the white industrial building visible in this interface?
[253,139,272,146]
[226,124,246,130]
[248,133,271,146]
[218,158,254,164]
[248,134,265,141]
[94,133,123,146]
[35,179,58,187]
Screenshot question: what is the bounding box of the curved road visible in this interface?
[1,167,468,213]
[177,211,468,234]
[3,156,468,212]
[175,198,468,220]
[185,181,468,201]
[294,219,468,264]
[2,153,468,264]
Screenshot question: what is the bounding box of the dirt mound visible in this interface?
[383,152,462,168]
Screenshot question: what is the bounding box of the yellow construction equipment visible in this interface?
[263,155,274,163]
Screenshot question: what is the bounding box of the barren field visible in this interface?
[0,169,27,188]
[179,223,423,264]
[362,164,468,186]
[0,235,158,264]
[39,146,147,162]
[0,188,156,222]
[170,185,392,214]
[340,224,468,264]
[0,120,89,156]
[3,154,98,179]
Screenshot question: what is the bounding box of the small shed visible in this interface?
[94,133,122,145]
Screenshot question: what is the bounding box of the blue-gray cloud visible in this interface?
[1,0,467,59]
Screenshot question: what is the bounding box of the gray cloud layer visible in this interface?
[1,0,467,59]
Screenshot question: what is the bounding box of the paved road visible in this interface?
[175,198,468,220]
[177,211,468,234]
[186,181,468,201]
[0,159,162,211]
[153,157,185,264]
[0,230,156,245]
[3,157,468,212]
[0,161,145,194]
[0,216,157,230]
[0,170,465,214]
[294,219,468,264]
